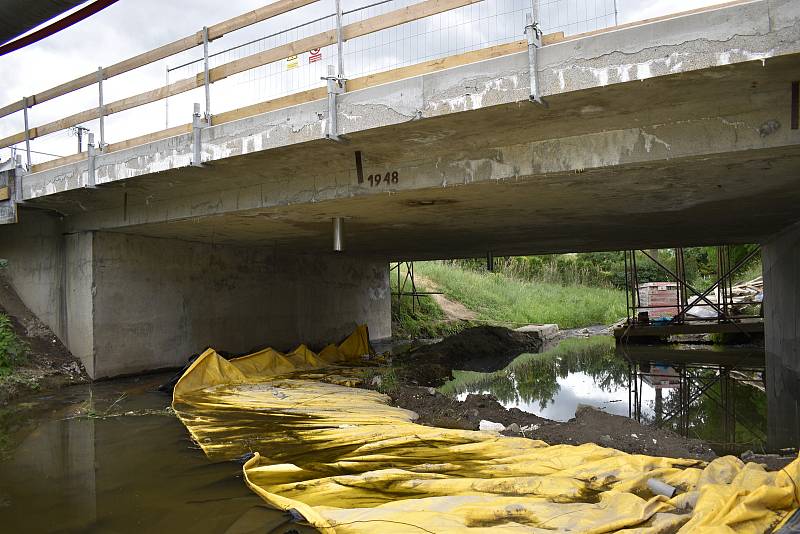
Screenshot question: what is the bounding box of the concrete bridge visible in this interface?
[1,0,799,447]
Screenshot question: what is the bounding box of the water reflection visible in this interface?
[440,337,767,448]
[440,337,654,421]
[0,375,312,534]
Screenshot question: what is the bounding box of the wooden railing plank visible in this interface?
[0,0,320,120]
[0,0,482,150]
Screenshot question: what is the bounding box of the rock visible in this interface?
[507,423,521,434]
[427,387,436,395]
[479,420,505,432]
[371,375,382,387]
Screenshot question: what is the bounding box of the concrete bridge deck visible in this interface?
[10,0,800,257]
[1,0,799,448]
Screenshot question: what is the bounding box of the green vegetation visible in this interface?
[359,366,401,394]
[416,262,626,328]
[0,314,27,376]
[391,270,472,339]
[450,245,762,291]
[439,336,623,407]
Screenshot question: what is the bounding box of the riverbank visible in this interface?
[362,325,720,460]
[0,274,87,403]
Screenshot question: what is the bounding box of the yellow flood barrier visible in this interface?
[173,326,800,533]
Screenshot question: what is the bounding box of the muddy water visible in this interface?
[441,336,767,447]
[0,374,307,534]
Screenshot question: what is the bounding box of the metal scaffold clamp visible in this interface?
[525,0,546,106]
[323,65,347,142]
[86,132,97,188]
[191,103,206,167]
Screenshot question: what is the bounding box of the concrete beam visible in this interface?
[18,0,800,203]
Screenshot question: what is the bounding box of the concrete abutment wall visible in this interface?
[1,210,391,378]
[763,221,800,450]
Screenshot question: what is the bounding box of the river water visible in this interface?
[440,336,767,448]
[0,338,767,531]
[0,373,313,534]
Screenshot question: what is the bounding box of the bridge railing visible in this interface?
[0,0,740,174]
[0,0,620,173]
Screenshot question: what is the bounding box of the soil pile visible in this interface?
[0,273,88,402]
[384,386,716,461]
[395,326,543,386]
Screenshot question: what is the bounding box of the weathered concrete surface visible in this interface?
[85,232,390,378]
[1,212,390,378]
[0,210,66,340]
[762,221,800,449]
[10,0,799,261]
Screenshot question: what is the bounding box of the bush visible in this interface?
[0,314,28,375]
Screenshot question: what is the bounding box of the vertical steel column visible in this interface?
[202,27,211,121]
[22,97,31,169]
[335,0,344,79]
[524,0,544,105]
[323,0,346,141]
[165,65,170,129]
[14,154,24,204]
[333,217,344,252]
[87,133,96,187]
[192,103,203,167]
[612,0,619,26]
[97,67,106,150]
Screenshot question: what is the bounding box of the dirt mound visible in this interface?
[396,326,543,386]
[383,386,716,461]
[0,273,88,402]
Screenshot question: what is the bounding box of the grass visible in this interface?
[0,313,27,377]
[416,261,626,329]
[391,270,472,339]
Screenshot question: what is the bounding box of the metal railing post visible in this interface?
[323,65,345,141]
[165,65,170,129]
[192,103,204,167]
[202,27,211,122]
[14,154,24,204]
[87,132,96,187]
[525,0,545,105]
[22,97,31,169]
[335,0,345,79]
[97,67,106,150]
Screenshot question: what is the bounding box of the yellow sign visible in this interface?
[286,55,298,69]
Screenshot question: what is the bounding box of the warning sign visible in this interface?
[309,48,322,63]
[286,55,299,69]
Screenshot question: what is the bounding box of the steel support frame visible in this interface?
[97,67,106,150]
[628,361,766,447]
[323,0,346,141]
[524,0,545,105]
[202,26,212,122]
[191,103,204,167]
[622,247,760,338]
[86,132,97,187]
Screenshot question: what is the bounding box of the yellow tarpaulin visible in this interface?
[173,326,800,533]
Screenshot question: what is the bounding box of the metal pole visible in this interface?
[97,67,105,149]
[613,0,619,26]
[334,0,344,79]
[192,103,203,167]
[333,217,343,252]
[524,0,544,105]
[165,65,170,129]
[22,97,31,169]
[87,133,96,187]
[202,27,211,121]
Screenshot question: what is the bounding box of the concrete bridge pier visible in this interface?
[0,210,390,379]
[763,221,800,449]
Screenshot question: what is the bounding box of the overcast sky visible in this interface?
[1,0,724,163]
